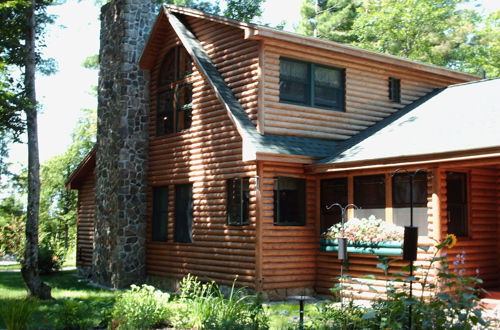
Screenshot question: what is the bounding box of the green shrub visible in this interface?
[38,245,64,274]
[0,298,37,330]
[173,275,269,330]
[53,299,96,330]
[111,284,171,329]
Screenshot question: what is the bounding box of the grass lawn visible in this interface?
[0,270,116,328]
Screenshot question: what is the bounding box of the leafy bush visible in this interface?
[0,298,37,330]
[53,299,96,330]
[172,275,269,330]
[38,245,64,274]
[111,284,171,329]
[0,215,26,262]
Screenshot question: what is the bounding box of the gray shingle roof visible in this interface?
[317,78,500,165]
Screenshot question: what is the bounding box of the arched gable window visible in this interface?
[157,46,194,136]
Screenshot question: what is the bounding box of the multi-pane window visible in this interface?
[446,172,468,237]
[157,46,194,136]
[227,178,250,226]
[273,177,306,226]
[152,186,168,242]
[389,77,401,103]
[280,57,344,111]
[174,183,193,243]
[354,175,386,219]
[320,178,348,233]
[392,172,428,235]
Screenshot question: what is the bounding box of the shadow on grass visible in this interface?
[0,270,116,328]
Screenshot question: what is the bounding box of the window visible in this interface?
[392,172,428,235]
[320,178,347,233]
[280,57,344,111]
[175,183,193,243]
[157,46,194,136]
[446,172,468,237]
[354,175,385,219]
[273,177,306,226]
[389,77,401,103]
[227,178,250,226]
[152,186,168,242]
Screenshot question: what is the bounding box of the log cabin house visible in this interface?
[67,4,500,299]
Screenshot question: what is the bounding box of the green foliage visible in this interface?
[53,298,113,330]
[37,245,63,274]
[172,275,269,329]
[38,108,96,260]
[297,0,499,78]
[111,284,171,329]
[81,54,99,70]
[224,0,265,23]
[0,214,25,261]
[164,0,221,15]
[297,0,360,43]
[0,298,38,330]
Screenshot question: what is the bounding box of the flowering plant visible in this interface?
[325,215,404,244]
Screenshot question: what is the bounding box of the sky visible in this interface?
[6,0,500,172]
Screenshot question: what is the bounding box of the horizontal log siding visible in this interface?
[315,170,437,298]
[146,24,257,288]
[261,41,470,140]
[185,17,260,125]
[260,162,317,290]
[76,172,95,268]
[441,166,500,288]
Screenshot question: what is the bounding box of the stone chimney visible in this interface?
[93,0,157,288]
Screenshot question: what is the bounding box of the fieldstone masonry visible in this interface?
[93,0,157,288]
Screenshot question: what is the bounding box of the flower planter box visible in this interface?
[319,239,403,256]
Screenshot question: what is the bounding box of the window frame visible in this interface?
[156,46,194,136]
[389,77,401,103]
[226,178,250,226]
[151,186,168,242]
[273,176,307,226]
[279,57,345,112]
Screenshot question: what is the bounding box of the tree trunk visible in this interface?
[20,0,52,300]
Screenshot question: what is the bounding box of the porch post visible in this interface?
[430,167,442,242]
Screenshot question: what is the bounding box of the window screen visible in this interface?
[273,177,306,226]
[175,183,193,243]
[227,178,250,226]
[320,178,348,233]
[152,186,168,242]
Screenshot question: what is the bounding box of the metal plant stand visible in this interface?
[392,168,423,330]
[325,203,359,307]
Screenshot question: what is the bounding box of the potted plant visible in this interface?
[320,216,405,256]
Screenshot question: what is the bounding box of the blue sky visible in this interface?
[6,0,500,172]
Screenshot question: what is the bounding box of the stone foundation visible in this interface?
[92,0,157,289]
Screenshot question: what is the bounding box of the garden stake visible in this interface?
[392,168,423,330]
[325,203,359,308]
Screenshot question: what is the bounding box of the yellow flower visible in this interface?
[444,234,457,248]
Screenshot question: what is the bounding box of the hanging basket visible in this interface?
[319,239,403,256]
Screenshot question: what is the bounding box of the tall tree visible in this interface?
[0,0,55,299]
[224,0,265,23]
[22,0,52,299]
[351,0,479,67]
[297,0,498,77]
[297,0,360,43]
